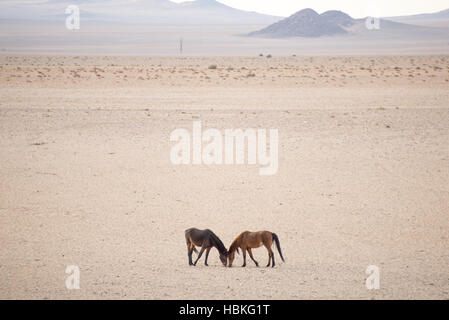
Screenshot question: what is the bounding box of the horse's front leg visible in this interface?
[193,245,206,266]
[204,247,211,266]
[241,248,247,267]
[247,248,259,267]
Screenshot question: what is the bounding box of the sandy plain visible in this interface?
[0,54,449,299]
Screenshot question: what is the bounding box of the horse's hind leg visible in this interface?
[186,233,194,266]
[266,250,272,267]
[264,242,273,267]
[271,249,276,268]
[204,247,211,266]
[187,243,195,266]
[247,248,259,267]
[186,239,194,266]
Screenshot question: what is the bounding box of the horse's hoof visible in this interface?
[255,264,259,267]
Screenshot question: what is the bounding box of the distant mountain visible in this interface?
[249,7,449,38]
[249,9,355,38]
[320,10,354,27]
[180,0,228,9]
[385,8,449,27]
[0,0,282,25]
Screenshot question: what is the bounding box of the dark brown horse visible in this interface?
[228,231,284,268]
[185,228,228,266]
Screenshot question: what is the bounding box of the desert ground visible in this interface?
[1,54,449,299]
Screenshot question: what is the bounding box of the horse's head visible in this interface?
[219,251,228,267]
[227,247,239,267]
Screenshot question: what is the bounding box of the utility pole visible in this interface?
[180,37,183,55]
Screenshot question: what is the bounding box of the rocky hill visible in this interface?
[249,8,355,37]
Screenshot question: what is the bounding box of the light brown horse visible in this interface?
[228,231,284,268]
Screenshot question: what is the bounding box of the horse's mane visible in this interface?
[210,232,227,255]
[229,239,240,254]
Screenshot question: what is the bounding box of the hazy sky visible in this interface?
[174,0,449,18]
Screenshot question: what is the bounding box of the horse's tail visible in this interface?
[185,229,199,253]
[272,233,285,262]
